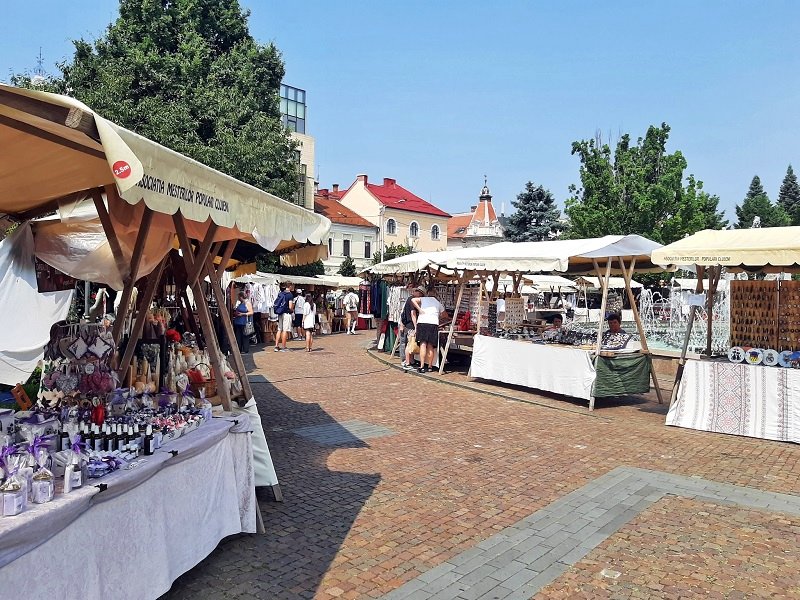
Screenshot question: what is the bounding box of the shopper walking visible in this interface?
[399,285,424,370]
[302,292,317,352]
[411,289,449,374]
[293,289,305,340]
[273,283,295,352]
[233,291,254,354]
[343,288,360,334]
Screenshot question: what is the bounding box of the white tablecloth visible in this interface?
[668,360,800,443]
[470,335,596,401]
[0,417,256,597]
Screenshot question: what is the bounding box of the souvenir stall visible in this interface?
[438,236,668,410]
[573,275,643,323]
[652,227,800,443]
[0,85,330,596]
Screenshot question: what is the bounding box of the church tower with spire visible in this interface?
[447,177,506,248]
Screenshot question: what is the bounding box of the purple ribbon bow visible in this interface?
[70,435,88,455]
[27,434,54,458]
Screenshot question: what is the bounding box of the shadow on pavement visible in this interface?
[161,344,382,600]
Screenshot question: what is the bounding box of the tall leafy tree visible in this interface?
[504,182,564,242]
[372,243,412,265]
[734,175,790,228]
[13,0,298,199]
[565,123,723,243]
[777,165,800,225]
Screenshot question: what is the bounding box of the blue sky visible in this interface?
[3,1,799,221]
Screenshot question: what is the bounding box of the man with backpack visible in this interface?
[273,283,295,352]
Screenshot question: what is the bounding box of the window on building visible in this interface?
[431,224,440,241]
[409,221,419,238]
[342,239,351,257]
[386,219,396,235]
[328,238,333,256]
[364,240,371,259]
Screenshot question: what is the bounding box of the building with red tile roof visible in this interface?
[447,180,506,249]
[314,188,379,275]
[338,175,450,255]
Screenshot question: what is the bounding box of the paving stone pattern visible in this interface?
[293,420,396,446]
[379,466,800,600]
[162,334,800,600]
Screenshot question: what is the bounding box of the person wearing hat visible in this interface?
[293,288,305,340]
[411,288,449,374]
[399,284,425,370]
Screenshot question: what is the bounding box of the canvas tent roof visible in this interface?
[575,276,643,289]
[651,227,800,271]
[368,250,460,275]
[441,235,664,274]
[0,85,330,265]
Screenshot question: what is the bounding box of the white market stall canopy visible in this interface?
[233,272,361,288]
[576,276,643,290]
[0,84,331,264]
[441,235,666,275]
[368,250,460,275]
[652,227,800,272]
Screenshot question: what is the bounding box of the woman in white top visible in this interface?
[302,293,317,352]
[410,288,449,374]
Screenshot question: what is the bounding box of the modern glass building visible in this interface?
[280,84,306,134]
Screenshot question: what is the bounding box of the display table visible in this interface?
[668,359,800,443]
[0,417,256,596]
[469,335,651,407]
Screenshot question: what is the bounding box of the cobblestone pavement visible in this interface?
[162,333,800,600]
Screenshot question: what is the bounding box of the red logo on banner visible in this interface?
[112,161,131,178]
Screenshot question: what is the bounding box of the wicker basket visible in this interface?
[187,363,217,398]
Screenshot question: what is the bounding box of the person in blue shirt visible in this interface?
[233,291,254,353]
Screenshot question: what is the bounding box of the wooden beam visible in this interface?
[439,278,466,374]
[186,223,219,287]
[618,257,664,405]
[671,269,705,406]
[112,207,153,344]
[590,257,612,411]
[201,252,254,403]
[705,266,721,356]
[93,187,129,283]
[216,239,238,278]
[0,113,105,159]
[0,88,100,139]
[115,256,167,382]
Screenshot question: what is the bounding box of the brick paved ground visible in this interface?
[162,333,800,599]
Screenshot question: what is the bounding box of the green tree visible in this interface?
[372,243,412,265]
[565,123,723,244]
[504,182,564,242]
[13,0,298,199]
[734,175,790,228]
[255,253,324,276]
[337,255,357,277]
[778,165,800,225]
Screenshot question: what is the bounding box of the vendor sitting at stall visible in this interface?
[601,312,631,350]
[542,314,564,341]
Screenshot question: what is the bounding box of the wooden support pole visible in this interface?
[671,269,705,406]
[173,215,232,410]
[439,278,466,374]
[705,266,721,356]
[186,223,219,288]
[590,257,612,411]
[92,187,129,283]
[201,251,255,404]
[216,239,238,277]
[112,207,154,344]
[618,257,664,405]
[116,256,167,382]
